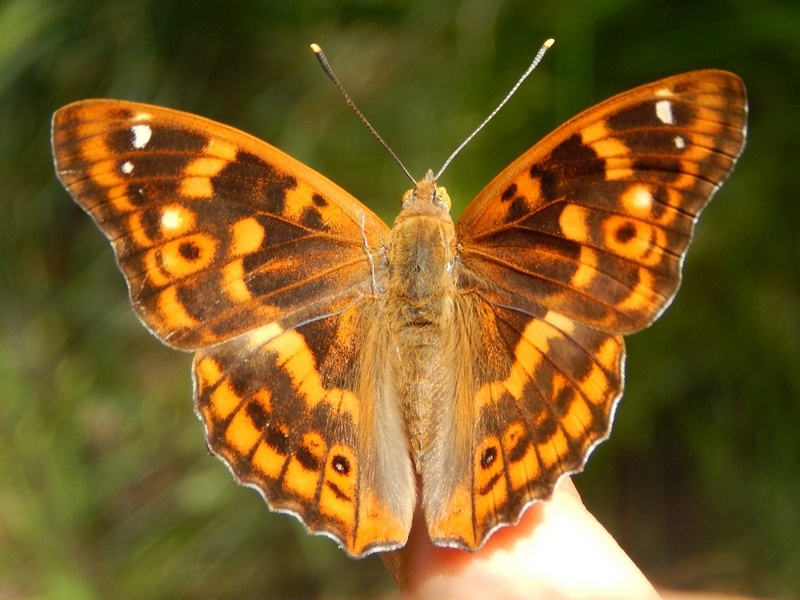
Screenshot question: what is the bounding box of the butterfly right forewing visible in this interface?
[457,70,747,334]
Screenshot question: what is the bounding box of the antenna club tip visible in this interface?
[544,38,555,48]
[310,43,322,54]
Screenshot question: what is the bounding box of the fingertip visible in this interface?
[388,478,660,600]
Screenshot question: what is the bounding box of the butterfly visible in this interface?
[51,69,747,558]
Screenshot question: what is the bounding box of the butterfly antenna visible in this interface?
[434,38,554,181]
[311,43,416,185]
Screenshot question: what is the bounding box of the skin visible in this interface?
[383,477,661,600]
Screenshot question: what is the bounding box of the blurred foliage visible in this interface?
[1,0,798,598]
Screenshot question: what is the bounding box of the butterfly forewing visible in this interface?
[52,100,389,350]
[457,70,747,334]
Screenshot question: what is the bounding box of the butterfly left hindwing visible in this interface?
[193,302,414,556]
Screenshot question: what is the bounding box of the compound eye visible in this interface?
[436,186,452,210]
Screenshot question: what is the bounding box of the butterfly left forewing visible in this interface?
[52,99,390,350]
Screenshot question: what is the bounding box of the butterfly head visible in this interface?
[401,169,451,212]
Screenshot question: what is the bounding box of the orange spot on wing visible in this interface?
[88,158,124,189]
[195,355,223,386]
[229,217,266,256]
[618,267,658,313]
[537,427,570,469]
[596,337,623,371]
[156,285,200,330]
[101,185,136,213]
[602,156,636,180]
[128,212,154,248]
[180,157,230,199]
[179,176,213,199]
[571,247,599,288]
[504,422,540,491]
[559,204,591,243]
[159,233,218,278]
[581,363,612,407]
[208,380,244,421]
[579,121,633,180]
[252,441,285,479]
[282,183,316,221]
[326,389,361,424]
[206,138,238,161]
[185,156,229,178]
[284,455,322,501]
[513,176,543,208]
[268,331,328,410]
[226,409,261,455]
[222,259,252,302]
[561,397,592,441]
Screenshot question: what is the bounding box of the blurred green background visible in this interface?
[1,0,798,598]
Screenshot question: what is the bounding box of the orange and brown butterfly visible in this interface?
[51,55,747,558]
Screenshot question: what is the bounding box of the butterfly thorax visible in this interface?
[385,180,458,466]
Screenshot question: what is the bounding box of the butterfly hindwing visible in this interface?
[193,302,414,557]
[423,295,624,549]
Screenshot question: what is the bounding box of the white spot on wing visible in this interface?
[131,124,152,149]
[544,310,576,334]
[161,207,183,231]
[674,135,686,149]
[655,100,674,125]
[121,161,134,174]
[246,322,284,348]
[633,187,653,211]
